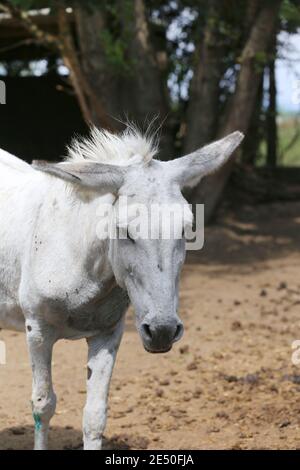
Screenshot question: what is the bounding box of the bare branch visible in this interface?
[0,38,38,54]
[56,3,113,129]
[56,3,93,124]
[0,1,61,51]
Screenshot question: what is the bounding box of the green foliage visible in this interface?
[97,0,135,74]
[100,29,131,74]
[279,120,300,166]
[253,51,269,74]
[280,0,300,33]
[258,117,300,167]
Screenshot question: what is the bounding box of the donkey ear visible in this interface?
[32,161,126,192]
[166,131,244,189]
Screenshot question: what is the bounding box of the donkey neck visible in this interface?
[37,174,117,290]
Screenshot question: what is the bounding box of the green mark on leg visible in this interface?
[33,413,42,432]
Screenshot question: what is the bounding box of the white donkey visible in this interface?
[0,126,243,450]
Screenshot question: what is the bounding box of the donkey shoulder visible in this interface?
[0,148,33,174]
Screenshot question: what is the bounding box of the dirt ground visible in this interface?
[0,200,300,450]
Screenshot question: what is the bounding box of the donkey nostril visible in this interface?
[142,323,152,340]
[174,323,184,342]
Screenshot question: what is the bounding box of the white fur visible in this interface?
[0,148,33,173]
[67,126,158,166]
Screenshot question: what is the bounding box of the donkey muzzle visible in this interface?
[140,316,184,353]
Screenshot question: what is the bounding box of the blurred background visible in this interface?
[1,0,300,450]
[0,0,299,221]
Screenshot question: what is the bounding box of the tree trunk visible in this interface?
[184,0,224,154]
[74,0,172,153]
[266,33,278,167]
[193,0,282,223]
[244,0,261,33]
[119,0,173,157]
[242,74,264,165]
[56,5,110,127]
[73,5,120,130]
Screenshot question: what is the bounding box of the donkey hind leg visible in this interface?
[25,317,57,450]
[83,320,124,450]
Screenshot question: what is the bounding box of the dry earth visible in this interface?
[0,201,300,450]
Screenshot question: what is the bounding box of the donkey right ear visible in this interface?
[32,161,126,193]
[165,131,244,189]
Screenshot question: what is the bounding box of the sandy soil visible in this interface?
[0,200,300,450]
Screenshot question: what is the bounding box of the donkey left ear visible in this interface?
[165,131,244,189]
[32,161,126,192]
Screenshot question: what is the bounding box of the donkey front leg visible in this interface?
[25,318,57,450]
[83,322,124,450]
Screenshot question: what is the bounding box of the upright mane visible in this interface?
[66,125,159,167]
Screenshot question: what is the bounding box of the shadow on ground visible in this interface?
[187,201,300,270]
[0,425,132,450]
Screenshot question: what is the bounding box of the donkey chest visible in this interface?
[41,282,130,338]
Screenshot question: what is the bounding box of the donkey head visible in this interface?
[33,129,244,353]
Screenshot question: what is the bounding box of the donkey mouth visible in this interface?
[144,345,172,354]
